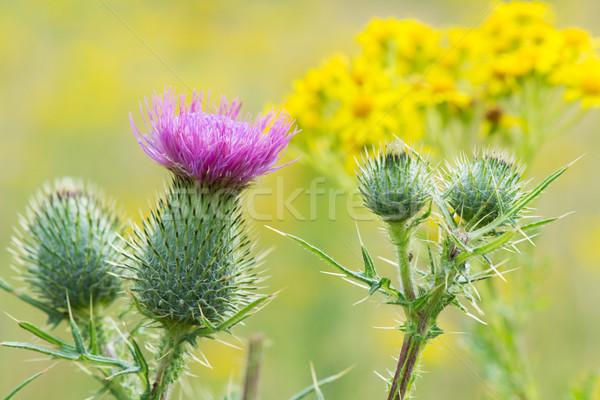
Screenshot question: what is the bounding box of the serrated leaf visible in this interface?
[410,198,433,229]
[410,292,430,312]
[105,366,140,380]
[82,353,133,369]
[369,277,391,296]
[426,243,437,275]
[1,341,79,360]
[287,366,353,400]
[190,294,273,338]
[130,337,149,389]
[450,298,469,314]
[361,246,376,279]
[520,217,560,232]
[2,365,54,400]
[17,321,72,349]
[69,316,86,355]
[88,317,98,355]
[471,163,569,238]
[287,233,370,283]
[455,230,515,264]
[0,277,64,324]
[426,323,444,340]
[270,228,401,299]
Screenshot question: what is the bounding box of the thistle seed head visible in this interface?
[358,143,433,223]
[445,149,524,230]
[10,178,123,318]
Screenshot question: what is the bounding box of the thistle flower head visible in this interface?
[122,177,257,330]
[131,88,299,190]
[358,143,433,223]
[445,149,524,230]
[10,178,122,319]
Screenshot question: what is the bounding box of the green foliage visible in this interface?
[9,178,122,321]
[2,175,275,400]
[1,307,146,400]
[286,365,353,400]
[278,143,570,400]
[567,370,600,400]
[2,365,53,400]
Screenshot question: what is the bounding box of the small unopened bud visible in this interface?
[445,149,523,230]
[358,144,433,223]
[11,178,122,319]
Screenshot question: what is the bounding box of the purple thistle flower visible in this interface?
[131,88,299,189]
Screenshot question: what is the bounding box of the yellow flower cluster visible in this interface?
[283,1,599,180]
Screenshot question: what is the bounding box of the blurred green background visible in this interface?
[1,0,599,398]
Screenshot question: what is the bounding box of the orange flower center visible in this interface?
[352,95,374,118]
[580,75,600,95]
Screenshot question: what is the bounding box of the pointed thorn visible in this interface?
[354,220,364,247]
[3,311,21,323]
[377,256,397,267]
[320,271,345,277]
[352,295,370,306]
[566,154,585,168]
[466,312,487,325]
[264,225,286,236]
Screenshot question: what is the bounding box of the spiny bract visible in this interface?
[358,144,433,223]
[445,149,524,230]
[123,177,257,329]
[11,178,122,318]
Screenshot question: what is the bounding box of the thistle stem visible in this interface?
[387,222,416,301]
[149,328,186,400]
[387,327,425,400]
[397,241,416,302]
[242,333,265,400]
[84,315,133,400]
[388,267,459,399]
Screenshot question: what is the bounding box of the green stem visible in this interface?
[388,266,460,400]
[80,315,133,400]
[387,324,426,400]
[242,334,264,400]
[149,328,186,400]
[387,222,416,301]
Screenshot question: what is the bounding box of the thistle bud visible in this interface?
[445,149,523,230]
[123,177,256,330]
[358,144,433,223]
[10,178,122,319]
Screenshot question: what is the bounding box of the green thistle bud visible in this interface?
[10,178,123,319]
[123,177,256,330]
[445,149,524,230]
[358,144,433,223]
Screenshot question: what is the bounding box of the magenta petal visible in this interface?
[131,88,300,189]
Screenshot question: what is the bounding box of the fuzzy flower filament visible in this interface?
[131,88,299,190]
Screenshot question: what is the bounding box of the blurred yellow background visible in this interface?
[1,0,599,399]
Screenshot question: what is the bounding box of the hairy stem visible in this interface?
[84,315,133,400]
[387,222,416,301]
[149,328,186,400]
[387,326,426,400]
[388,266,460,400]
